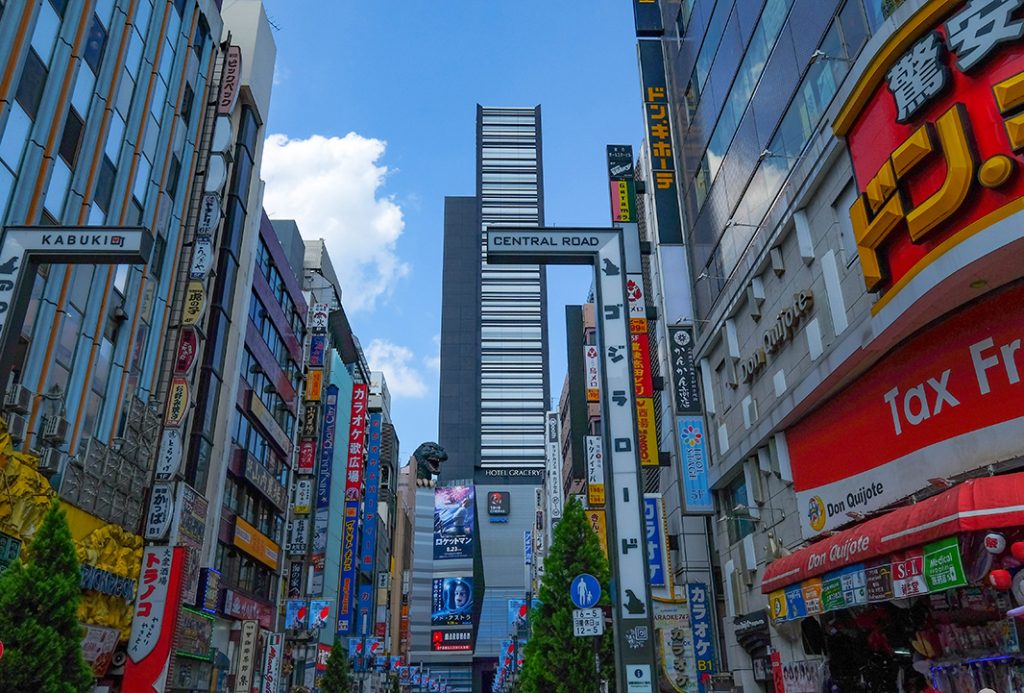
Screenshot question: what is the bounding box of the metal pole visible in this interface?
[593,634,600,692]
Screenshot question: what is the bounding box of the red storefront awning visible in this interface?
[761,471,1024,593]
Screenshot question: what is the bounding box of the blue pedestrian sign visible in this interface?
[570,573,601,609]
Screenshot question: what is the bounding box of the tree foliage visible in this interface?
[519,497,616,693]
[318,637,354,692]
[0,502,93,692]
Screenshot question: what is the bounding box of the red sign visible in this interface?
[789,282,1024,535]
[222,588,274,629]
[315,643,331,672]
[297,439,316,474]
[344,384,369,502]
[837,0,1024,299]
[631,333,653,397]
[173,327,198,375]
[771,651,785,693]
[123,547,185,691]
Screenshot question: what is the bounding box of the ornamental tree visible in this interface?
[519,497,616,693]
[318,637,354,692]
[0,502,93,692]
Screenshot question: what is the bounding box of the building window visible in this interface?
[722,475,755,545]
[16,49,48,120]
[58,108,84,167]
[83,14,107,74]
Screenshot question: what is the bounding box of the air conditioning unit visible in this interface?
[4,384,31,414]
[37,448,63,478]
[41,415,70,444]
[6,414,27,444]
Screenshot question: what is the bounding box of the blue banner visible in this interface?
[360,414,383,570]
[357,582,373,636]
[433,486,475,560]
[687,582,716,693]
[679,416,714,513]
[337,500,360,634]
[643,496,666,586]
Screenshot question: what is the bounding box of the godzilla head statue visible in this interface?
[413,442,448,483]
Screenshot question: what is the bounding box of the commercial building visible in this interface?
[640,0,1024,689]
[433,105,548,692]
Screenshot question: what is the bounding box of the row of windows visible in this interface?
[248,291,300,374]
[216,540,279,603]
[254,238,304,337]
[694,1,871,313]
[239,347,298,441]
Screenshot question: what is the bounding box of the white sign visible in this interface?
[293,479,312,514]
[261,632,284,693]
[154,429,183,481]
[545,411,563,521]
[308,303,330,332]
[234,620,259,693]
[626,664,653,692]
[584,345,600,399]
[626,273,646,318]
[586,435,605,503]
[573,608,604,637]
[143,482,174,540]
[189,236,213,279]
[196,193,221,235]
[287,519,309,555]
[127,546,174,663]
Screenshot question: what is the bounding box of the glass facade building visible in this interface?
[477,105,549,477]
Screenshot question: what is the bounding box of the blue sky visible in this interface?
[259,1,643,458]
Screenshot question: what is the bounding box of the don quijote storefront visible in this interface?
[759,1,1024,691]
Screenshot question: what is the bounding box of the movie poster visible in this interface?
[432,577,474,625]
[433,486,475,560]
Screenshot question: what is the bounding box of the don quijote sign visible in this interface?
[739,289,814,383]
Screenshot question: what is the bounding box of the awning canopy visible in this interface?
[761,471,1024,593]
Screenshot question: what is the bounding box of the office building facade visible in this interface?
[640,0,1024,689]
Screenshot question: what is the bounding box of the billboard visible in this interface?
[285,600,307,631]
[360,413,383,570]
[337,501,360,634]
[433,486,475,560]
[344,383,369,501]
[638,39,683,244]
[431,577,474,625]
[123,547,185,690]
[644,495,671,588]
[789,283,1024,536]
[585,435,605,506]
[584,345,600,401]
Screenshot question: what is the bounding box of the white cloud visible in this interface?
[423,334,441,371]
[366,338,427,399]
[262,133,410,312]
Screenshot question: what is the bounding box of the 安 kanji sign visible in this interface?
[836,0,1024,299]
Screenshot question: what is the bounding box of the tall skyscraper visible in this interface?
[440,105,548,484]
[434,105,548,690]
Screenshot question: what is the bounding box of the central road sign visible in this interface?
[487,225,659,692]
[570,573,601,609]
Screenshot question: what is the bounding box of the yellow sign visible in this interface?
[164,378,189,427]
[637,397,659,467]
[306,369,323,402]
[585,509,609,558]
[181,281,206,326]
[769,589,788,623]
[233,516,280,570]
[588,482,605,507]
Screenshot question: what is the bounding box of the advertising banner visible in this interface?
[308,334,327,367]
[293,478,312,515]
[286,600,307,631]
[309,599,332,632]
[791,283,1024,536]
[545,411,563,521]
[316,386,339,512]
[433,486,475,560]
[653,599,696,693]
[585,509,609,558]
[297,438,316,474]
[124,547,185,691]
[643,496,670,588]
[627,274,647,334]
[432,577,474,625]
[306,369,323,401]
[686,583,715,693]
[631,332,653,397]
[345,384,369,501]
[678,417,713,513]
[338,501,360,634]
[667,326,701,415]
[638,39,683,244]
[233,620,259,693]
[360,413,383,570]
[637,397,659,467]
[261,632,284,693]
[584,345,600,402]
[358,583,373,637]
[431,629,473,652]
[924,536,967,592]
[585,435,605,506]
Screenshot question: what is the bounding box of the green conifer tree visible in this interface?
[519,497,616,693]
[318,637,354,692]
[0,502,93,692]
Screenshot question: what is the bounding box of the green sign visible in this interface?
[924,537,967,592]
[821,572,846,611]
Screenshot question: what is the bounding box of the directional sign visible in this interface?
[571,573,601,609]
[0,225,152,386]
[488,225,658,692]
[572,608,604,637]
